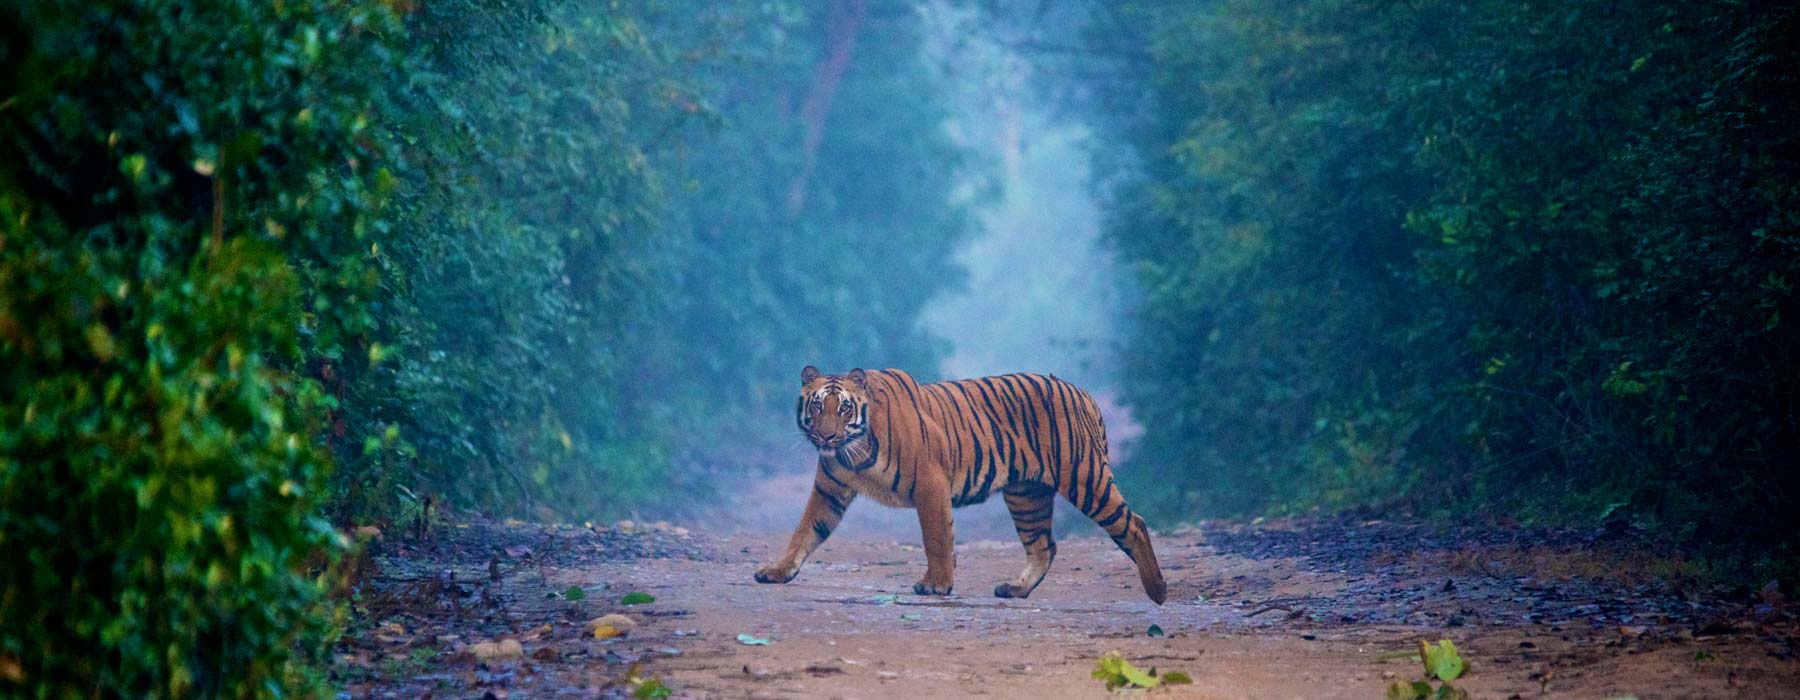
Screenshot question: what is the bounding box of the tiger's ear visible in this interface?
[846,368,867,389]
[801,365,821,385]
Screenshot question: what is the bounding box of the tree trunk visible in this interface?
[786,0,867,220]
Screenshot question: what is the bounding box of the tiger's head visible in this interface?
[796,366,870,460]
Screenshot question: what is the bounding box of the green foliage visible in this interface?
[646,0,972,444]
[1388,680,1470,700]
[324,0,694,523]
[329,0,972,522]
[0,0,400,696]
[1090,651,1189,690]
[1060,0,1800,553]
[1420,640,1466,682]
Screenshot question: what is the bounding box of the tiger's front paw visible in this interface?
[753,564,797,584]
[911,577,953,596]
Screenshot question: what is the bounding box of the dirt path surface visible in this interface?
[340,518,1798,699]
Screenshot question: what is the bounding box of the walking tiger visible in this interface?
[753,366,1168,604]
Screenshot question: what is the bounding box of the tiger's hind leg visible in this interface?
[995,482,1057,599]
[1066,464,1168,604]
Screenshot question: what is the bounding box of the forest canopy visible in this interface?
[3,0,1798,697]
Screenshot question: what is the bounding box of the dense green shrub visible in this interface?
[0,1,399,696]
[322,0,692,522]
[328,0,974,522]
[1051,0,1799,551]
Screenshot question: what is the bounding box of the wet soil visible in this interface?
[335,517,1798,699]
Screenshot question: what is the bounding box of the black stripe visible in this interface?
[999,376,1035,479]
[891,374,932,450]
[891,440,905,492]
[1095,502,1128,528]
[1042,376,1066,471]
[814,485,847,514]
[972,379,1009,431]
[1082,446,1103,512]
[964,433,984,499]
[848,432,880,471]
[812,519,832,541]
[991,376,1025,439]
[975,455,999,500]
[819,460,850,488]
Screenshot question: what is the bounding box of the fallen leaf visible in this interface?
[470,639,524,662]
[620,592,655,605]
[632,678,672,699]
[900,613,922,622]
[1435,683,1471,700]
[1758,579,1783,606]
[1147,624,1165,638]
[1418,639,1466,682]
[531,646,560,662]
[562,586,586,601]
[584,613,636,634]
[1161,671,1192,684]
[591,625,622,640]
[1092,651,1160,690]
[1387,680,1433,700]
[872,593,901,605]
[736,634,772,646]
[0,654,23,683]
[374,621,408,644]
[522,623,553,641]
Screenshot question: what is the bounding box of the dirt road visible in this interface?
[342,517,1798,699]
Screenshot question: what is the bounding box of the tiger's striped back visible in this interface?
[869,370,1166,603]
[762,366,1167,604]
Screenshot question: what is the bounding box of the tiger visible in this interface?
[753,366,1168,604]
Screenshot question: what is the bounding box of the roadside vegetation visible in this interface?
[3,0,1796,696]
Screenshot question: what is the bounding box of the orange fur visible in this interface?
[755,367,1168,604]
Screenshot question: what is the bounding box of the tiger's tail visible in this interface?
[1067,390,1167,605]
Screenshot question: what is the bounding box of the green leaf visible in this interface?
[619,592,655,605]
[562,586,586,601]
[735,634,771,646]
[1419,640,1466,681]
[1435,683,1471,700]
[1387,680,1433,700]
[1091,651,1160,690]
[1147,624,1165,638]
[1160,671,1192,685]
[632,678,673,699]
[871,594,901,605]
